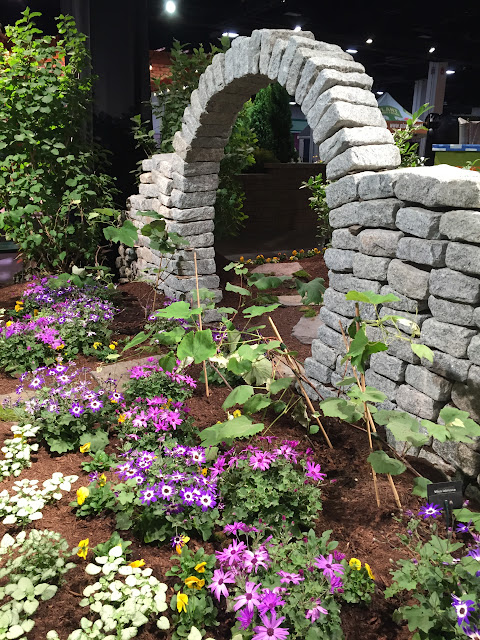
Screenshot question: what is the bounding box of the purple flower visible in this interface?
[237,607,254,630]
[467,548,480,561]
[277,570,304,585]
[314,554,344,579]
[197,491,217,512]
[306,600,328,622]
[216,539,247,566]
[252,611,289,640]
[158,481,176,501]
[243,548,270,573]
[70,402,84,417]
[179,487,196,505]
[88,399,103,412]
[249,450,276,471]
[418,503,443,519]
[224,522,247,535]
[305,460,326,482]
[452,594,476,627]
[140,485,158,505]
[189,447,206,465]
[233,581,262,612]
[457,521,473,533]
[208,568,235,600]
[258,589,285,615]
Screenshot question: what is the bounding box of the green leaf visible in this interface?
[320,397,363,422]
[154,301,201,319]
[411,343,434,362]
[242,393,272,414]
[199,415,264,447]
[103,220,138,247]
[345,290,400,305]
[243,356,272,386]
[154,326,185,345]
[122,331,150,352]
[225,282,251,296]
[242,303,279,318]
[412,477,432,498]
[222,385,254,409]
[295,277,325,305]
[249,275,288,290]
[348,385,386,404]
[384,413,430,448]
[177,329,217,364]
[269,377,294,394]
[368,450,406,475]
[80,430,109,452]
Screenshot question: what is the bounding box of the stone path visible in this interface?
[277,295,303,307]
[292,315,324,345]
[251,262,303,277]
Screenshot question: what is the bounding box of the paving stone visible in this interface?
[92,357,157,390]
[312,337,339,368]
[171,172,219,193]
[432,439,460,468]
[353,254,390,281]
[467,335,480,366]
[319,306,351,333]
[292,315,324,345]
[324,248,356,273]
[319,126,394,165]
[277,295,303,307]
[440,209,480,242]
[421,349,472,383]
[387,259,430,301]
[326,144,401,181]
[251,262,301,276]
[445,242,480,277]
[394,164,480,210]
[359,229,404,257]
[394,206,444,239]
[304,357,333,384]
[380,285,429,313]
[451,365,480,422]
[317,324,347,354]
[396,238,448,268]
[325,173,373,210]
[364,369,399,401]
[428,295,476,327]
[307,86,379,133]
[370,352,407,382]
[405,364,452,401]
[385,333,421,365]
[357,198,402,229]
[396,384,445,420]
[421,318,477,358]
[429,268,480,305]
[300,379,338,402]
[357,170,399,200]
[329,202,361,228]
[331,228,360,251]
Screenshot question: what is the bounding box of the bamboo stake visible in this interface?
[193,252,209,398]
[268,316,333,449]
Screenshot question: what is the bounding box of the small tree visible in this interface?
[248,83,296,163]
[0,9,117,273]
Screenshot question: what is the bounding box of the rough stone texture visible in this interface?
[307,86,379,133]
[292,315,324,345]
[278,295,303,306]
[325,173,373,209]
[312,338,339,368]
[428,295,476,327]
[319,127,394,165]
[329,271,382,295]
[396,384,445,421]
[422,350,472,383]
[322,287,376,321]
[329,202,361,228]
[380,285,429,313]
[359,229,404,257]
[352,254,390,281]
[440,210,480,243]
[165,220,214,236]
[323,248,356,273]
[387,259,430,300]
[421,318,477,359]
[379,307,431,333]
[405,364,453,401]
[319,306,351,333]
[331,228,360,251]
[357,170,400,200]
[251,262,301,276]
[325,144,401,181]
[386,335,421,365]
[304,357,332,384]
[396,238,448,268]
[317,324,347,354]
[451,365,480,422]
[445,242,480,277]
[467,335,480,366]
[394,165,480,210]
[429,268,480,305]
[475,307,480,330]
[395,206,444,239]
[313,102,385,145]
[370,352,407,382]
[302,68,373,114]
[357,198,402,229]
[364,369,399,401]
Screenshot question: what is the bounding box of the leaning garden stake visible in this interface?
[268,317,333,449]
[194,251,210,398]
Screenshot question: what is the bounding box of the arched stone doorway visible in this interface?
[126,28,400,301]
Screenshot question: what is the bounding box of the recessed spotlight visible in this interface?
[294,25,301,32]
[366,38,373,44]
[446,69,455,75]
[429,46,436,53]
[165,1,176,14]
[149,64,153,71]
[289,101,296,105]
[376,91,384,95]
[222,31,239,38]
[346,48,358,54]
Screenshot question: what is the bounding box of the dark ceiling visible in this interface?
[3,0,480,114]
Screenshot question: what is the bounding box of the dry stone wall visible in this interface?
[306,164,480,490]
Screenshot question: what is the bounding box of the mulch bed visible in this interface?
[0,256,429,639]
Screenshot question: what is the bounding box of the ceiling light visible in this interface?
[222,32,239,38]
[346,48,357,54]
[149,64,153,71]
[376,91,384,95]
[429,46,436,53]
[366,38,373,44]
[289,101,296,105]
[446,69,455,75]
[294,25,301,32]
[165,1,176,14]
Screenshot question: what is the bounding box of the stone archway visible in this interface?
[126,28,400,301]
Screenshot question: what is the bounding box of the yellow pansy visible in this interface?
[176,592,188,613]
[77,538,89,560]
[239,256,244,262]
[14,300,23,312]
[108,343,116,350]
[194,562,207,573]
[118,414,126,423]
[349,558,361,571]
[232,409,242,418]
[98,474,107,487]
[80,442,91,453]
[201,468,208,477]
[176,535,190,555]
[184,576,205,589]
[292,250,297,256]
[266,258,271,263]
[93,342,102,350]
[129,559,146,568]
[77,486,89,505]
[33,309,39,316]
[5,321,12,327]
[365,563,375,580]
[55,344,65,350]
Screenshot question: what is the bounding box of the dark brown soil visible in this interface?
[0,257,422,639]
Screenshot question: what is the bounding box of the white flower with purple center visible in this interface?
[88,399,103,412]
[140,485,158,505]
[197,491,216,512]
[29,377,43,390]
[179,488,196,506]
[452,594,476,627]
[69,402,84,417]
[158,482,176,501]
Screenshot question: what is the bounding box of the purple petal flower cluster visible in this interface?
[127,358,196,389]
[222,440,318,475]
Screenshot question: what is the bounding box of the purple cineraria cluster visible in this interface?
[128,358,196,389]
[119,396,189,434]
[115,443,219,513]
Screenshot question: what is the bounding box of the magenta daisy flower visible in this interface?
[252,611,289,640]
[208,568,235,601]
[233,581,262,612]
[249,451,275,471]
[258,589,285,615]
[305,460,326,482]
[216,539,247,566]
[314,554,344,578]
[277,570,304,585]
[418,503,443,519]
[243,548,270,573]
[237,607,254,630]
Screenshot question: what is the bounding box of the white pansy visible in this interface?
[102,563,117,574]
[108,545,123,558]
[95,556,108,564]
[118,566,133,576]
[85,563,102,575]
[3,514,16,525]
[125,575,137,587]
[0,533,15,547]
[142,568,153,577]
[157,617,170,630]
